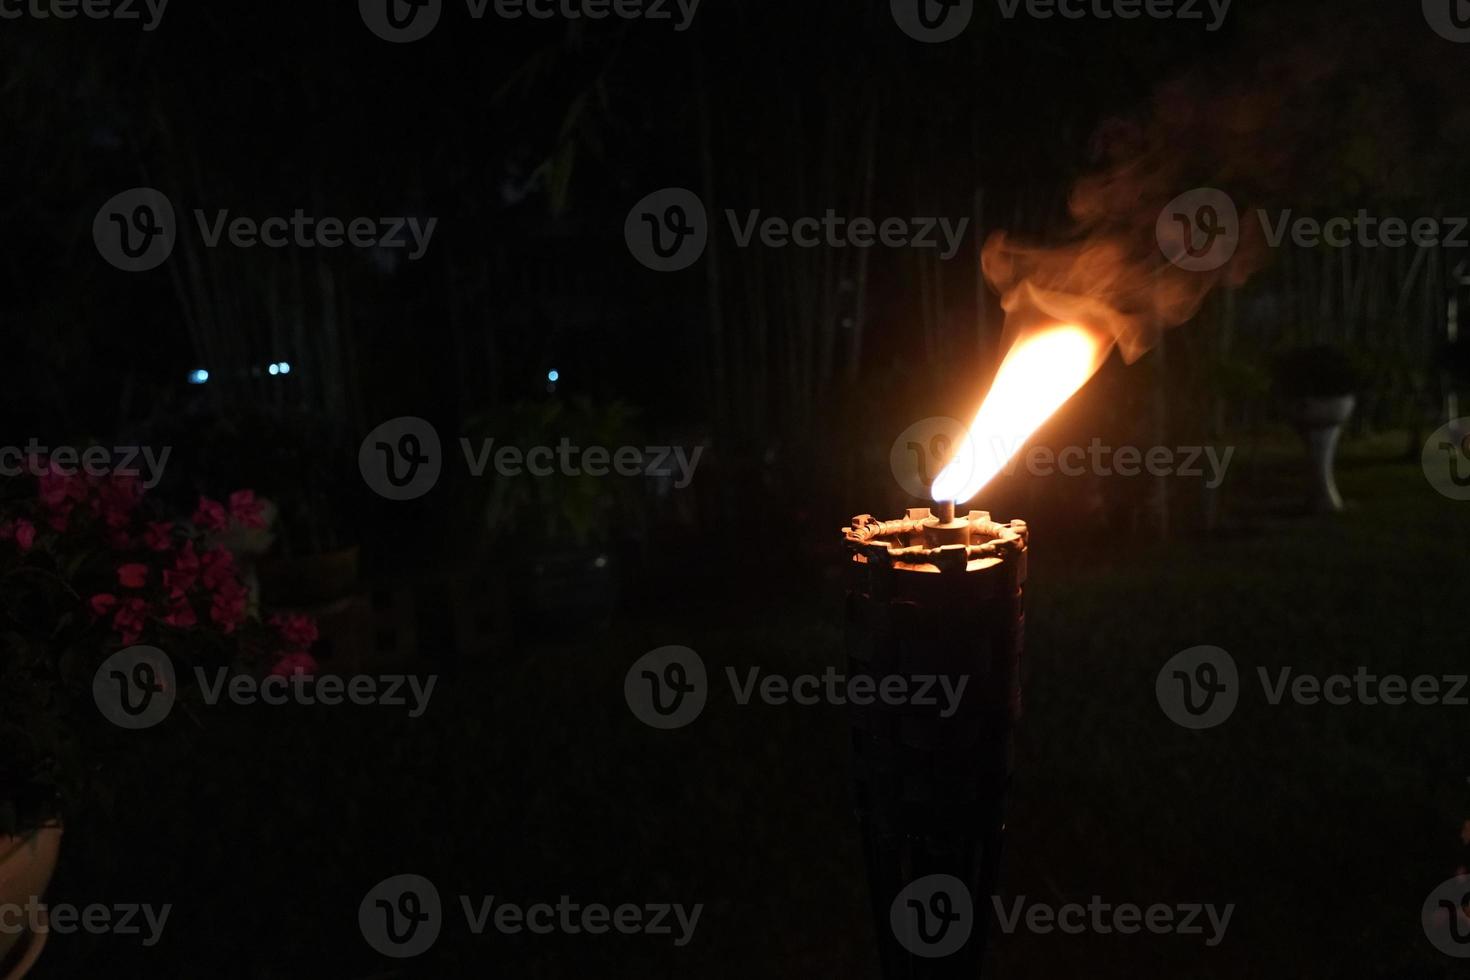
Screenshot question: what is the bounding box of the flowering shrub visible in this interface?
[0,460,317,834]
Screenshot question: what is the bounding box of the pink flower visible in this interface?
[193,496,228,532]
[88,594,119,619]
[270,613,319,650]
[45,506,71,533]
[0,519,36,553]
[165,541,200,593]
[209,579,248,633]
[269,651,318,677]
[117,563,149,589]
[228,490,267,530]
[160,592,197,629]
[37,464,87,510]
[94,474,142,529]
[200,546,237,591]
[143,521,175,552]
[113,597,148,645]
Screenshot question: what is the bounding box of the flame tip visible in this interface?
[929,323,1110,502]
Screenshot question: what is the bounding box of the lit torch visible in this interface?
[844,322,1109,977]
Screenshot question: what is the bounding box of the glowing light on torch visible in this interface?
[931,323,1109,506]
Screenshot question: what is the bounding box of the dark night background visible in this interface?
[2,0,1470,977]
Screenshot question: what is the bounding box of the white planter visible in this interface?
[1289,395,1356,513]
[0,825,62,979]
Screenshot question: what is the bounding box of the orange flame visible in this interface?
[931,324,1109,505]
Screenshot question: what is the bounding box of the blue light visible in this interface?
[547,369,560,383]
[268,363,280,376]
[278,361,291,375]
[188,369,210,385]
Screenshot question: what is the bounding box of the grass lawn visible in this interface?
[38,436,1470,978]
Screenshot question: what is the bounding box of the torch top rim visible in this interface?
[843,508,1027,574]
